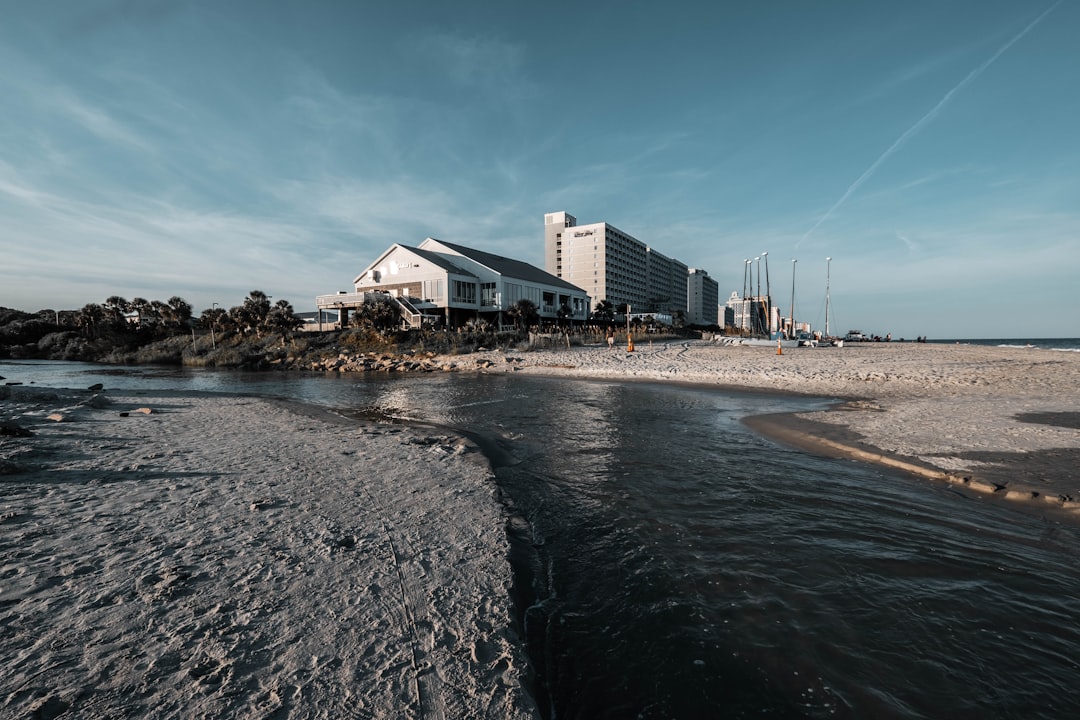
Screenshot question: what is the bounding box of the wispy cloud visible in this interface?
[797,2,1060,248]
[422,31,530,96]
[895,231,918,252]
[45,86,157,155]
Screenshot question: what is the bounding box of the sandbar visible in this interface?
[0,386,537,719]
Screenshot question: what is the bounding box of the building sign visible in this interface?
[573,230,595,237]
[388,261,418,274]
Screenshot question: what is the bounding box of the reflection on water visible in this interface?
[5,360,1080,718]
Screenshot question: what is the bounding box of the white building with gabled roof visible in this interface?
[316,238,590,329]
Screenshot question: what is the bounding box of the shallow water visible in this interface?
[6,360,1080,719]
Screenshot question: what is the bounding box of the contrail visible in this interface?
[797,1,1060,247]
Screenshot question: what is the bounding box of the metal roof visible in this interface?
[431,239,586,293]
[406,246,478,277]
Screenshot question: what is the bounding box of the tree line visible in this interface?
[69,290,302,340]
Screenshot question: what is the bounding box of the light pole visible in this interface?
[825,257,832,338]
[211,302,218,349]
[743,259,751,331]
[762,251,771,334]
[742,259,749,302]
[790,259,797,339]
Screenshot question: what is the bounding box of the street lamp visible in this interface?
[210,302,218,349]
[762,251,771,334]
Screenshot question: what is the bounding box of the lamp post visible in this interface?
[743,259,751,331]
[762,251,771,334]
[210,302,218,349]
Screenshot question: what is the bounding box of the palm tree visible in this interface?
[199,306,227,348]
[265,299,302,342]
[166,296,193,331]
[239,290,272,335]
[75,303,104,338]
[506,299,538,332]
[103,296,130,330]
[352,298,399,332]
[148,300,169,333]
[557,302,573,331]
[591,299,615,326]
[129,298,151,328]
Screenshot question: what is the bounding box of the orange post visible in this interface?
[627,334,635,352]
[776,339,782,355]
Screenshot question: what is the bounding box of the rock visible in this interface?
[87,383,104,391]
[79,394,111,409]
[46,412,70,422]
[132,407,154,415]
[0,421,33,437]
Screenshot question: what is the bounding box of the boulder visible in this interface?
[0,421,33,437]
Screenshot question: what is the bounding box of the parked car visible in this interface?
[844,330,866,342]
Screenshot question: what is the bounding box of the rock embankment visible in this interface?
[303,351,524,374]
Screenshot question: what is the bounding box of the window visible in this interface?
[452,280,477,304]
[424,279,445,302]
[481,282,498,307]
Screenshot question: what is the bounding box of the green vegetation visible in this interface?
[0,291,304,367]
[2,291,693,371]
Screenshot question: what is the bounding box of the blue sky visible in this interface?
[1,1,1076,338]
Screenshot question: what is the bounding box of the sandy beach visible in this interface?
[3,339,1079,718]
[1,386,537,719]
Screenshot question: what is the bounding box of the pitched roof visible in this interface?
[406,246,477,277]
[354,244,479,284]
[431,239,586,293]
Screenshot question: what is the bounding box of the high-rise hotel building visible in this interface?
[687,268,720,326]
[544,211,689,316]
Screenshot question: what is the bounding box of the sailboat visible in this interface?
[822,257,843,347]
[722,253,799,347]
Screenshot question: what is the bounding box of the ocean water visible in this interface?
[930,337,1080,352]
[5,360,1080,718]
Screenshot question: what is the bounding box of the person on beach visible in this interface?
[607,328,615,349]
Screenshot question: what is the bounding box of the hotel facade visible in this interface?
[687,268,720,326]
[544,211,697,321]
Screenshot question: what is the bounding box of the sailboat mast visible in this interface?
[825,256,832,338]
[790,258,796,338]
[762,251,771,334]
